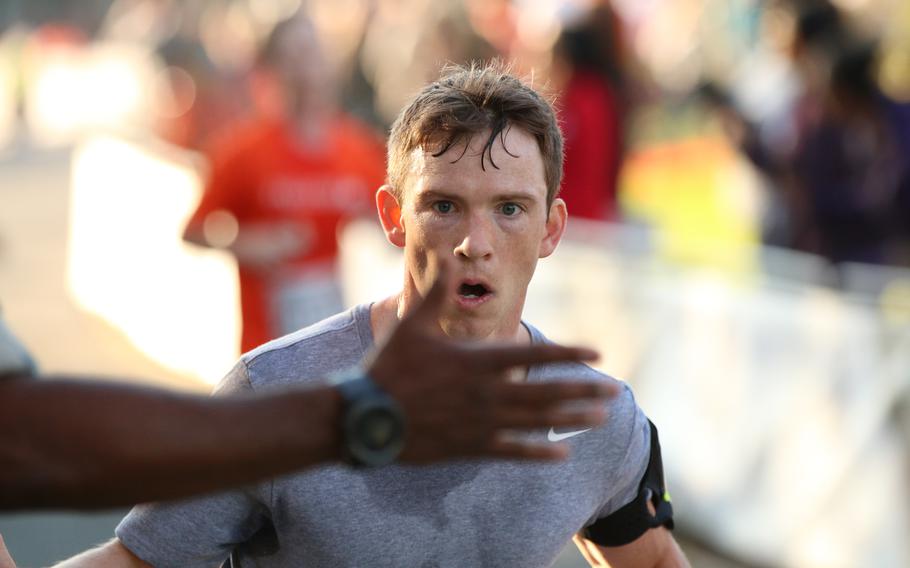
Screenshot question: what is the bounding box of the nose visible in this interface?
[453,213,494,261]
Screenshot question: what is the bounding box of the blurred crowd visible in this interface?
[701,0,910,270]
[1,0,909,343]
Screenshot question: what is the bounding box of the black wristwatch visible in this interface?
[331,369,406,467]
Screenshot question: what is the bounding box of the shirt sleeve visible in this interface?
[115,361,273,568]
[584,417,675,547]
[582,385,676,546]
[589,384,651,521]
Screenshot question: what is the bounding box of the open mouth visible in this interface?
[457,281,492,301]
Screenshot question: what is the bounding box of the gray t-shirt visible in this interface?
[116,304,650,568]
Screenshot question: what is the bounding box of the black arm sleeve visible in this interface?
[582,419,674,547]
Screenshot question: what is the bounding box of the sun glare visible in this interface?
[67,135,240,384]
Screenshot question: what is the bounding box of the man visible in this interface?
[56,62,685,567]
[184,13,387,352]
[0,269,609,510]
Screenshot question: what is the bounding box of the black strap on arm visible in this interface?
[582,419,674,547]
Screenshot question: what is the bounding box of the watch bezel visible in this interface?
[343,396,406,466]
[333,370,406,467]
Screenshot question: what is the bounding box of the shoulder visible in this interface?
[238,304,373,390]
[525,321,617,384]
[524,322,647,430]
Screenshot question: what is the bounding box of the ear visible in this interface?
[376,185,406,248]
[538,198,567,258]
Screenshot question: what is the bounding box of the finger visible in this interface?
[468,343,599,373]
[493,381,618,406]
[405,257,453,326]
[493,408,606,430]
[485,438,570,461]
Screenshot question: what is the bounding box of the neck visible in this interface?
[370,292,531,383]
[370,288,530,347]
[370,295,404,345]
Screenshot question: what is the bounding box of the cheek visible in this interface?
[409,215,453,253]
[501,220,544,252]
[511,252,539,284]
[503,225,544,283]
[410,245,429,275]
[412,210,457,233]
[404,222,444,280]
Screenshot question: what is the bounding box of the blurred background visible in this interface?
[1,0,909,566]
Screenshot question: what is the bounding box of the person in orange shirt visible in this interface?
[184,13,386,352]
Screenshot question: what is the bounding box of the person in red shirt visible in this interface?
[552,4,626,222]
[184,13,386,352]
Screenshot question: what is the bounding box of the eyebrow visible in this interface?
[494,192,539,204]
[416,188,540,204]
[412,190,461,209]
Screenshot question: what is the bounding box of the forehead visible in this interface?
[401,127,547,202]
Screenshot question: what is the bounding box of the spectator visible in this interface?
[183,12,386,352]
[552,3,626,221]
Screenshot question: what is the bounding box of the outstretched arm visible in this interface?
[1,260,611,510]
[0,373,343,510]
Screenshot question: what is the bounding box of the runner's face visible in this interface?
[381,126,566,341]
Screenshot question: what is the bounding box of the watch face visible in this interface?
[357,407,402,450]
[346,398,405,466]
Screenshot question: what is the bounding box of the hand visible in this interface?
[366,259,616,462]
[0,533,17,568]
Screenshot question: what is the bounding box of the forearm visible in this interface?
[0,377,341,509]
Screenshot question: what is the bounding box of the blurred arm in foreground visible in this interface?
[0,260,611,511]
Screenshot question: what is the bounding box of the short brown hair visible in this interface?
[387,61,564,206]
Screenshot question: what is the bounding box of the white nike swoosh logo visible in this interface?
[547,427,592,442]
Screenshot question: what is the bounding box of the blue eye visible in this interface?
[433,201,454,214]
[500,203,521,216]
